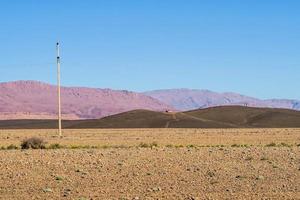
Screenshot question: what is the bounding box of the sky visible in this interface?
[0,0,299,99]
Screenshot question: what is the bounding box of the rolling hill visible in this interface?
[1,106,300,129]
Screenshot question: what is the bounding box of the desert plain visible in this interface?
[0,128,299,200]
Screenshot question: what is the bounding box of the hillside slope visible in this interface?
[185,106,300,128]
[1,106,300,129]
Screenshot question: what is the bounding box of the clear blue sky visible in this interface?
[0,1,299,99]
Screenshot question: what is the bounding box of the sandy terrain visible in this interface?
[0,129,299,200]
[1,128,299,147]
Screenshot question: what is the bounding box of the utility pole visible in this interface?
[57,42,62,137]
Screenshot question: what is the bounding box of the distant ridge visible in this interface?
[0,80,172,120]
[1,106,300,129]
[144,89,300,111]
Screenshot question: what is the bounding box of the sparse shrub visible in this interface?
[256,175,264,180]
[48,143,64,149]
[70,145,81,149]
[241,144,250,148]
[236,175,246,179]
[55,176,64,181]
[280,142,291,147]
[150,142,158,148]
[21,137,46,149]
[138,142,158,148]
[186,144,195,148]
[265,142,276,147]
[42,188,52,193]
[75,169,82,173]
[231,144,240,147]
[139,143,149,148]
[272,164,278,168]
[297,144,300,147]
[114,145,128,149]
[260,157,268,161]
[166,144,174,148]
[210,180,219,185]
[0,146,6,150]
[245,156,253,161]
[7,144,19,150]
[207,171,215,177]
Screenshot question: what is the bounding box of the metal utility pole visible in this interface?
[56,42,62,137]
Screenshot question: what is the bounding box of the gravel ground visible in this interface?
[0,147,299,200]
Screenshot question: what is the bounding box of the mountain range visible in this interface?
[144,89,300,111]
[0,81,171,120]
[0,80,299,120]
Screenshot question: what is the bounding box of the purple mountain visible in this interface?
[0,81,172,120]
[144,89,300,111]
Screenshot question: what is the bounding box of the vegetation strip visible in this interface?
[1,142,299,151]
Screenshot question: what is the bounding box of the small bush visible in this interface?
[139,143,149,148]
[241,144,250,148]
[150,142,158,148]
[279,143,291,147]
[245,156,253,161]
[21,137,46,149]
[265,142,276,147]
[186,144,196,148]
[260,157,268,161]
[7,144,19,150]
[55,176,64,181]
[70,145,81,149]
[236,175,246,179]
[114,145,128,149]
[138,142,158,148]
[48,143,64,149]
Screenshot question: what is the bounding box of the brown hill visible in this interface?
[185,106,300,128]
[1,106,300,129]
[66,109,231,129]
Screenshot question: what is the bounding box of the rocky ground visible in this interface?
[0,129,299,199]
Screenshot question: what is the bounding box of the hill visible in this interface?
[144,89,300,111]
[185,106,300,128]
[1,106,300,129]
